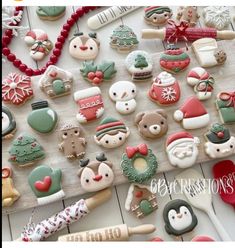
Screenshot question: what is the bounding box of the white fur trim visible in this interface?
[76,113,87,123]
[74,87,101,101]
[182,113,210,129]
[196,91,212,100]
[174,110,184,121]
[167,137,199,151]
[37,190,65,206]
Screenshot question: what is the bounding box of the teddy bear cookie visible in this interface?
[36,6,66,21]
[69,32,100,61]
[39,65,73,98]
[80,61,116,86]
[24,29,53,61]
[177,6,200,27]
[144,6,172,26]
[2,73,34,106]
[163,199,198,236]
[125,50,153,81]
[2,167,20,207]
[148,71,181,106]
[125,183,158,219]
[8,133,45,167]
[110,25,139,53]
[2,106,16,140]
[166,132,200,169]
[187,67,215,100]
[109,81,137,115]
[174,96,210,129]
[204,123,235,159]
[58,123,86,159]
[135,110,168,139]
[28,165,65,205]
[78,153,114,192]
[121,144,158,184]
[94,117,130,149]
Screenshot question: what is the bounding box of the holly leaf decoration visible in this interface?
[211,123,224,133]
[97,61,117,80]
[80,61,97,77]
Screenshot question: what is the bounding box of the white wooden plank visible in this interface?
[2,215,12,241]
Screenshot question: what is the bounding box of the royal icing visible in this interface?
[36,6,66,21]
[144,6,172,26]
[2,106,16,140]
[177,6,200,27]
[191,236,215,242]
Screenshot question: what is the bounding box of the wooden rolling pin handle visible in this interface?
[128,224,156,235]
[216,30,235,40]
[141,29,166,40]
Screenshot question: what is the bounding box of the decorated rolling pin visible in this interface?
[87,6,141,30]
[58,224,156,241]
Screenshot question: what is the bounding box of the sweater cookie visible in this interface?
[2,106,16,140]
[144,6,172,26]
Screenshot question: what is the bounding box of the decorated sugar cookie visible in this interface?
[166,132,200,169]
[187,67,215,100]
[204,123,235,159]
[144,6,172,26]
[2,106,16,140]
[2,73,33,106]
[36,6,66,21]
[8,133,45,167]
[120,144,158,184]
[39,65,73,98]
[109,81,137,115]
[58,123,86,159]
[148,71,181,106]
[78,153,114,192]
[110,25,139,53]
[177,6,200,27]
[174,96,210,129]
[191,236,215,242]
[28,165,65,205]
[125,183,158,218]
[80,61,116,86]
[69,32,100,61]
[2,167,20,207]
[163,199,198,236]
[125,50,153,81]
[135,110,168,139]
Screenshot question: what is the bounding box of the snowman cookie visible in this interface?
[144,6,172,26]
[177,6,200,27]
[109,81,137,115]
[2,106,16,140]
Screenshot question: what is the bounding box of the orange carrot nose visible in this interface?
[79,45,88,51]
[177,213,183,218]
[93,175,103,181]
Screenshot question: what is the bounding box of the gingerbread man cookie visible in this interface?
[2,106,16,140]
[144,6,172,26]
[36,6,66,21]
[177,6,200,27]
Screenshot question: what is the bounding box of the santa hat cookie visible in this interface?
[174,96,210,129]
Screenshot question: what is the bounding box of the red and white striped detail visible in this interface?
[187,67,210,86]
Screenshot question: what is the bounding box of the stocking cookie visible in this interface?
[144,6,172,26]
[2,106,16,140]
[2,73,33,106]
[28,165,65,205]
[177,6,200,27]
[36,6,66,21]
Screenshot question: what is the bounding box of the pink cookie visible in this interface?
[191,235,215,242]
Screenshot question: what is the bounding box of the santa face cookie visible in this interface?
[78,153,114,192]
[166,132,200,169]
[148,71,181,106]
[163,199,198,236]
[144,6,172,26]
[174,96,210,129]
[2,73,33,106]
[135,110,168,139]
[177,6,200,27]
[204,123,235,159]
[125,50,153,81]
[2,106,16,140]
[109,81,137,115]
[36,6,66,21]
[69,32,100,61]
[94,117,130,149]
[58,123,86,159]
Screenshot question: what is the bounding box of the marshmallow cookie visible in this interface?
[2,106,16,140]
[166,132,200,169]
[36,6,66,21]
[109,81,137,115]
[177,6,200,27]
[163,199,198,236]
[125,50,153,81]
[204,123,235,159]
[94,117,130,149]
[144,6,172,26]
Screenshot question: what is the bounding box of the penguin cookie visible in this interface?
[2,106,16,140]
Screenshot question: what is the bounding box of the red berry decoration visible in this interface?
[93,77,102,85]
[217,131,224,138]
[95,71,104,79]
[87,72,96,80]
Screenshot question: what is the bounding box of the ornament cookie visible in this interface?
[109,81,137,115]
[135,110,168,139]
[78,153,114,192]
[27,101,58,134]
[2,106,16,140]
[148,71,181,106]
[163,199,198,236]
[120,144,158,184]
[39,65,73,98]
[174,96,210,129]
[125,183,158,218]
[215,92,235,124]
[144,6,172,26]
[177,6,200,27]
[36,6,66,21]
[110,25,139,53]
[166,132,200,169]
[2,167,20,207]
[125,50,153,81]
[204,123,235,159]
[28,165,65,205]
[8,133,45,167]
[94,117,130,149]
[69,32,100,61]
[24,29,53,61]
[74,87,104,123]
[187,67,215,100]
[58,123,86,159]
[80,61,116,86]
[2,73,33,106]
